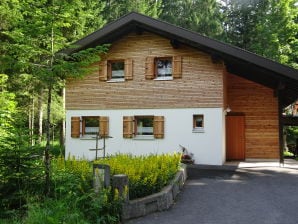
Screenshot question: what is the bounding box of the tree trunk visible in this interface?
[44,86,52,196]
[38,89,44,144]
[59,86,65,147]
[31,97,35,146]
[28,105,32,144]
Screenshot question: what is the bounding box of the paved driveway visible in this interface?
[126,164,298,224]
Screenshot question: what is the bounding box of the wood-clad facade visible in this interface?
[226,73,279,159]
[66,32,224,110]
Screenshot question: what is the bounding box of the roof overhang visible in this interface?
[63,12,298,107]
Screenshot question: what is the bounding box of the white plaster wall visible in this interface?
[65,108,225,165]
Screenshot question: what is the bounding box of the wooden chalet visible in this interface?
[64,12,298,165]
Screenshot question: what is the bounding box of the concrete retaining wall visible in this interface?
[122,165,187,221]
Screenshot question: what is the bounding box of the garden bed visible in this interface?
[121,164,187,221]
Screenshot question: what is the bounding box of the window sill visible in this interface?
[80,135,98,140]
[107,78,125,83]
[154,77,173,81]
[133,135,155,140]
[192,128,205,133]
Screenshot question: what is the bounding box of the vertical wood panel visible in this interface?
[226,115,245,160]
[125,58,133,80]
[99,116,109,137]
[71,117,81,138]
[145,57,155,80]
[172,56,182,78]
[99,61,108,81]
[123,116,134,138]
[154,116,164,139]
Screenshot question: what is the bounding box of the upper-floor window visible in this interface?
[99,59,133,82]
[109,60,125,80]
[145,56,182,80]
[155,57,172,79]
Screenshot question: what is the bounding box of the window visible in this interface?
[123,116,164,139]
[109,60,125,80]
[193,115,204,132]
[145,56,182,80]
[155,57,172,79]
[83,117,99,135]
[136,116,154,136]
[71,116,109,138]
[99,59,133,81]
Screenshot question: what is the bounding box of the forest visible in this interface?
[0,0,297,222]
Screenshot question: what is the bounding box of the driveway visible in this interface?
[126,161,298,224]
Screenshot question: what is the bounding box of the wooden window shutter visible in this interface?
[145,57,155,80]
[99,116,109,137]
[123,116,134,138]
[71,117,81,138]
[99,60,108,81]
[124,58,133,80]
[153,116,164,139]
[172,56,182,79]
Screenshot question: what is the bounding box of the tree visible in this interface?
[221,0,298,67]
[159,0,223,39]
[0,0,108,196]
[103,0,162,23]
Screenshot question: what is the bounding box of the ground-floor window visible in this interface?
[71,116,109,138]
[123,116,164,139]
[193,114,204,132]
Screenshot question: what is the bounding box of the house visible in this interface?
[64,12,298,165]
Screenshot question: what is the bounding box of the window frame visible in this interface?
[193,114,204,133]
[134,115,154,137]
[123,115,164,139]
[99,58,133,82]
[82,116,100,136]
[70,116,109,139]
[145,56,182,80]
[154,57,173,80]
[108,59,125,81]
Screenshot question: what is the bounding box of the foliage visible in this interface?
[1,156,122,223]
[95,153,181,199]
[160,0,223,38]
[221,0,298,67]
[103,0,162,23]
[286,126,298,145]
[283,150,294,157]
[0,74,44,218]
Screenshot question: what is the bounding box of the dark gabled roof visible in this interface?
[65,12,298,107]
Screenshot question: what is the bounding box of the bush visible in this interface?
[2,153,180,223]
[95,153,181,199]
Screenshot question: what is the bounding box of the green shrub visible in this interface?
[95,153,181,199]
[23,189,121,224]
[2,153,180,223]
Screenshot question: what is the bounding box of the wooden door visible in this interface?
[226,114,245,160]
